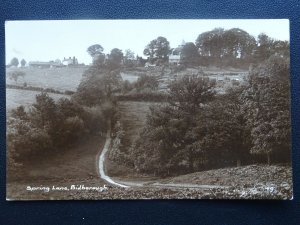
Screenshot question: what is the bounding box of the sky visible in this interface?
[5,19,289,65]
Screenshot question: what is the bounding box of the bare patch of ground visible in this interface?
[159,164,292,186]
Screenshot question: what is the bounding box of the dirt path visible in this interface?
[98,127,228,190]
[98,125,129,188]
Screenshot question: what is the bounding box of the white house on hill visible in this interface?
[62,56,78,66]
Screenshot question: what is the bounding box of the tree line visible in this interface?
[8,58,26,67]
[144,28,289,68]
[84,28,289,70]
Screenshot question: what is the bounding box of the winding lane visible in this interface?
[98,125,129,188]
[98,125,230,190]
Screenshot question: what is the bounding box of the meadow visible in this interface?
[6,66,86,112]
[118,101,157,144]
[6,88,70,111]
[6,66,88,92]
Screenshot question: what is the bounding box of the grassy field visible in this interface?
[6,66,85,113]
[6,66,88,92]
[117,101,159,146]
[6,88,70,112]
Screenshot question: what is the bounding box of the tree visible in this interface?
[169,73,216,114]
[192,87,251,168]
[271,40,289,57]
[7,105,53,171]
[255,36,290,60]
[76,47,124,105]
[74,66,122,106]
[124,49,135,66]
[196,28,225,58]
[11,106,28,120]
[241,55,291,164]
[254,33,289,61]
[144,36,170,62]
[222,28,256,59]
[125,49,135,59]
[181,42,199,65]
[130,73,217,175]
[30,92,58,129]
[20,59,26,67]
[10,57,19,67]
[87,44,104,62]
[196,28,256,67]
[107,48,123,68]
[132,104,189,175]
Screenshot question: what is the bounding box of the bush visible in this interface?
[108,121,132,166]
[135,74,159,91]
[82,105,107,135]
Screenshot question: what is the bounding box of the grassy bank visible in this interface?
[6,134,106,200]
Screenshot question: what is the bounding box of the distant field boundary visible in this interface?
[6,84,74,95]
[116,94,168,102]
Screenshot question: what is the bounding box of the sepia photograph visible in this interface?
[6,19,292,200]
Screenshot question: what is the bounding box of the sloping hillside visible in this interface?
[6,67,88,92]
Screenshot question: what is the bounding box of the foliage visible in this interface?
[222,28,256,59]
[194,28,289,68]
[144,36,170,63]
[20,59,26,67]
[125,55,290,175]
[87,44,105,62]
[73,66,122,106]
[124,49,135,67]
[10,57,19,67]
[168,73,216,114]
[134,75,159,91]
[181,42,199,65]
[241,55,291,164]
[117,91,168,102]
[196,28,226,58]
[255,33,289,61]
[130,74,218,175]
[7,93,112,176]
[195,28,257,59]
[108,120,132,165]
[106,48,124,69]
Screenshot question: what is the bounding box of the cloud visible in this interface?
[12,48,22,55]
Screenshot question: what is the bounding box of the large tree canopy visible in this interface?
[144,36,170,62]
[10,57,19,67]
[169,74,216,114]
[181,42,199,65]
[107,48,124,67]
[241,55,291,164]
[195,28,256,59]
[20,59,26,67]
[196,28,225,58]
[87,44,104,61]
